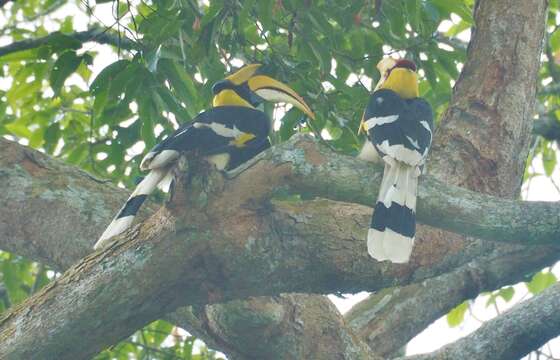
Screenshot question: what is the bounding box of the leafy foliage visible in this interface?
[96,320,222,360]
[0,0,558,358]
[446,300,468,328]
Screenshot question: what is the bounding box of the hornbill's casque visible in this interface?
[358,58,434,263]
[94,64,315,250]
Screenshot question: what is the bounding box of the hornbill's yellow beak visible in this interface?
[247,75,315,120]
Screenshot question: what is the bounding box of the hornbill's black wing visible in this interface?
[363,89,433,166]
[95,106,271,249]
[141,106,271,171]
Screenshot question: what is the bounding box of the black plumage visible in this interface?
[143,106,271,171]
[364,89,433,163]
[363,88,433,263]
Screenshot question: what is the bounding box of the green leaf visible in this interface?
[526,271,557,295]
[542,144,557,177]
[0,48,40,62]
[431,0,473,23]
[278,107,301,141]
[447,300,468,327]
[60,16,73,33]
[159,59,198,116]
[90,60,131,96]
[486,286,515,307]
[406,0,421,30]
[5,121,32,138]
[154,86,190,121]
[50,51,82,96]
[498,286,515,302]
[93,88,109,118]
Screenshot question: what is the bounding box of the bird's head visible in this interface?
[211,64,315,119]
[374,58,419,99]
[359,58,419,134]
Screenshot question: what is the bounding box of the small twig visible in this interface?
[60,107,92,115]
[82,172,113,184]
[219,47,233,69]
[126,0,139,35]
[0,27,138,58]
[30,264,46,295]
[493,301,501,316]
[140,329,152,358]
[467,303,485,324]
[178,30,187,65]
[550,176,560,195]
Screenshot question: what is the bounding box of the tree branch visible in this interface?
[346,244,556,357]
[167,295,377,360]
[404,282,560,360]
[0,26,139,58]
[0,139,376,359]
[1,135,559,358]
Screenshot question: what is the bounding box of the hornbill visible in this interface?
[358,58,434,263]
[94,64,314,250]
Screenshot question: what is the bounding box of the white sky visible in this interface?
[1,2,559,359]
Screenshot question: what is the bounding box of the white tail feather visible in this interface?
[94,169,169,250]
[367,162,418,263]
[357,142,381,163]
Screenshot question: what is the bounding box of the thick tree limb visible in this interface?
[3,136,560,263]
[1,135,559,358]
[346,244,555,357]
[404,281,560,360]
[0,26,138,58]
[0,139,376,359]
[167,295,377,360]
[0,141,155,269]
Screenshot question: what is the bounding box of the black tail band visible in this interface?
[371,202,415,238]
[117,195,148,218]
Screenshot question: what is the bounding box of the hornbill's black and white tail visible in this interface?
[94,167,172,250]
[367,161,419,263]
[359,57,434,263]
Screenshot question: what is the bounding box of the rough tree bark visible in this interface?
[0,0,555,359]
[404,281,560,360]
[0,135,559,359]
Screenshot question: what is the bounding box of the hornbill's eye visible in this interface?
[212,80,233,94]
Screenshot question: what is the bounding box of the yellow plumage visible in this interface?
[379,68,419,99]
[212,89,254,108]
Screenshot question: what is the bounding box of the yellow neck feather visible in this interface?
[212,89,254,108]
[379,68,419,99]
